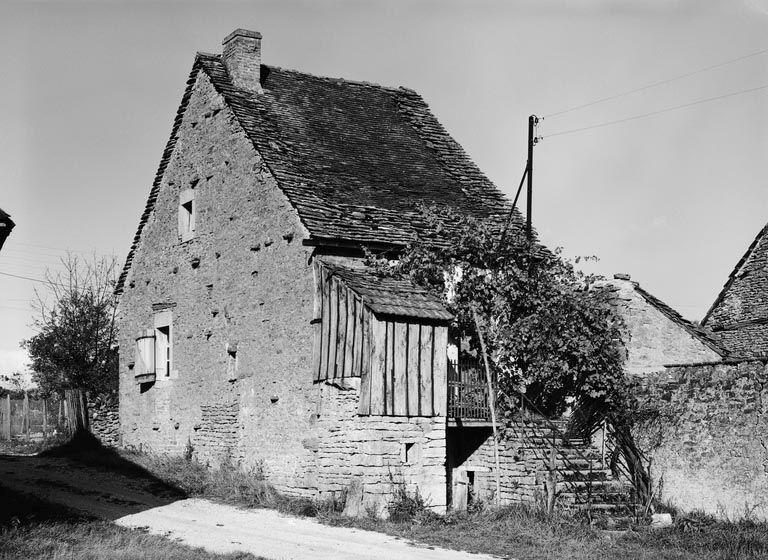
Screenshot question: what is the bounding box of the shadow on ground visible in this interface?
[0,433,186,522]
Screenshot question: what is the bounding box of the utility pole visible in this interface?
[526,115,538,239]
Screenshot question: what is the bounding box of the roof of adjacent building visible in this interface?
[631,283,728,357]
[319,258,453,322]
[597,276,728,357]
[0,207,15,251]
[116,52,524,294]
[701,222,768,357]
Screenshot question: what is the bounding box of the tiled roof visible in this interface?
[116,53,524,293]
[632,284,728,357]
[196,54,519,245]
[319,258,453,322]
[0,207,15,251]
[701,223,768,349]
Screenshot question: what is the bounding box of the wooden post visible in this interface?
[23,392,29,441]
[472,309,501,506]
[546,443,557,513]
[2,395,9,441]
[42,399,48,438]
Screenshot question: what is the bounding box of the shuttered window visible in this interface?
[135,329,156,379]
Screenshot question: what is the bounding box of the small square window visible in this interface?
[178,189,196,241]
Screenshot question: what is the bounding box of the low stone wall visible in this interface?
[636,360,768,520]
[88,393,120,447]
[314,380,447,516]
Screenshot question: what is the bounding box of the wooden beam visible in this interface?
[320,268,331,380]
[419,324,433,417]
[358,309,372,415]
[336,282,348,378]
[311,262,323,381]
[369,316,387,415]
[432,326,448,416]
[393,321,408,416]
[407,323,421,416]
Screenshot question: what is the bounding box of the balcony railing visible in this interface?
[447,357,493,420]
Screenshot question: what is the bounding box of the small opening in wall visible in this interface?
[403,441,421,464]
[227,347,238,381]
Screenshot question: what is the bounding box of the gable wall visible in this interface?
[116,72,318,492]
[600,279,720,375]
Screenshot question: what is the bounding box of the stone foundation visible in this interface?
[314,380,447,516]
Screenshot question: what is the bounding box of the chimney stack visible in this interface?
[222,29,262,93]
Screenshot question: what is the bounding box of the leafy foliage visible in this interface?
[367,205,627,418]
[22,254,118,396]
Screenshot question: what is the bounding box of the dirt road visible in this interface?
[117,498,501,560]
[0,452,502,560]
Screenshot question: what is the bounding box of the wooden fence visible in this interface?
[0,391,85,441]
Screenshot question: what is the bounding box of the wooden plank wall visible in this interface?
[358,316,447,417]
[313,265,365,382]
[312,263,447,417]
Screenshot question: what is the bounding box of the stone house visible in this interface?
[115,29,519,514]
[701,222,768,356]
[597,273,725,375]
[0,207,14,251]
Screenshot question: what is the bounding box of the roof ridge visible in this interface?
[196,51,406,93]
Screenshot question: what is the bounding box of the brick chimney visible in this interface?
[222,29,262,93]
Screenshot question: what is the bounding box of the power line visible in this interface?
[7,242,113,258]
[0,270,63,286]
[543,46,768,119]
[544,82,768,139]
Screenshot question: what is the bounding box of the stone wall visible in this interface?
[597,276,721,376]
[88,393,120,447]
[117,71,318,494]
[313,380,447,516]
[636,361,768,519]
[448,416,581,507]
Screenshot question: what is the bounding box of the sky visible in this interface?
[1,0,767,374]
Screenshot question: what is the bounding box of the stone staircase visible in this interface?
[512,416,636,514]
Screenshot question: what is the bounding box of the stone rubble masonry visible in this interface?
[313,379,447,516]
[636,361,768,520]
[597,277,721,376]
[115,70,447,506]
[88,393,120,447]
[117,70,317,493]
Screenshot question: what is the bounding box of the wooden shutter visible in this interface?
[135,329,156,382]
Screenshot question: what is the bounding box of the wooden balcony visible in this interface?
[447,358,494,425]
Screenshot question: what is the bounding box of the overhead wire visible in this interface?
[543,46,768,119]
[543,82,768,139]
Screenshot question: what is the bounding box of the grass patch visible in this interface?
[123,449,343,518]
[30,437,768,560]
[0,485,262,560]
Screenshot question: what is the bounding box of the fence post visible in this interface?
[2,395,9,441]
[23,392,29,441]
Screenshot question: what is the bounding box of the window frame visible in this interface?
[154,310,173,378]
[178,188,196,242]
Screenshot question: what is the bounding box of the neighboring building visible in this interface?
[701,223,768,356]
[115,29,520,514]
[0,208,14,251]
[597,273,726,375]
